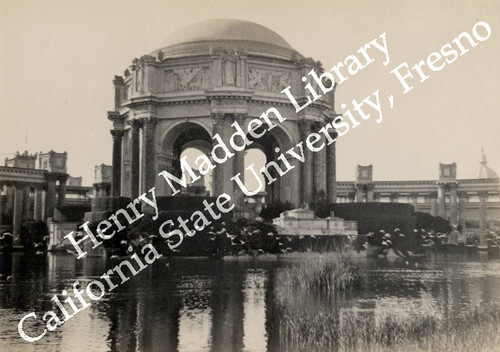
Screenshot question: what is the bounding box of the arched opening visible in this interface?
[180,147,212,196]
[159,122,213,196]
[243,124,295,206]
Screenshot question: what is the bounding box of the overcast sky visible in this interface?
[1,0,499,186]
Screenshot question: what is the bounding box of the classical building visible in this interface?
[0,151,91,244]
[107,19,337,209]
[337,151,500,238]
[273,209,357,236]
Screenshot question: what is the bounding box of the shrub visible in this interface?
[278,256,361,291]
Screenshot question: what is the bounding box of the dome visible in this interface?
[477,150,499,179]
[163,19,292,49]
[153,19,299,60]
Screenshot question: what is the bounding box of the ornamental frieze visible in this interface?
[247,68,291,93]
[164,67,210,92]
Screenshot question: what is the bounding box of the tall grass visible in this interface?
[279,304,500,352]
[278,256,361,291]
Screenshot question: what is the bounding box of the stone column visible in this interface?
[141,117,157,193]
[479,191,488,241]
[233,149,245,206]
[390,192,399,203]
[366,184,375,202]
[111,129,124,197]
[299,120,313,206]
[0,186,3,225]
[34,186,43,221]
[129,120,141,199]
[233,114,246,210]
[430,192,438,216]
[12,183,23,243]
[326,135,337,204]
[437,183,446,218]
[22,184,30,221]
[348,192,356,203]
[411,193,418,212]
[355,184,364,203]
[45,174,57,218]
[155,154,170,197]
[41,189,46,221]
[211,114,225,196]
[58,175,68,207]
[5,184,14,219]
[312,123,327,201]
[449,184,458,225]
[458,192,466,231]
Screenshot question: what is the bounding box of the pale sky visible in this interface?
[1,0,499,186]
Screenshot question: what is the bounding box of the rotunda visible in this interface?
[108,19,337,208]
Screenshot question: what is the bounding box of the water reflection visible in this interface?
[0,252,500,351]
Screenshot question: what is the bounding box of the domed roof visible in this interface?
[153,19,299,60]
[163,19,293,49]
[477,150,499,179]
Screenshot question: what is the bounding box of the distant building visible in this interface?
[337,151,500,244]
[0,151,91,244]
[273,208,357,236]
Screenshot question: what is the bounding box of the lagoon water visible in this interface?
[1,252,500,352]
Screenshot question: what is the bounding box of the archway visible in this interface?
[244,124,296,206]
[158,122,213,196]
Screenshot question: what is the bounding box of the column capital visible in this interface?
[233,112,248,121]
[58,174,69,182]
[478,190,488,198]
[128,118,143,129]
[211,112,225,126]
[110,129,124,138]
[355,183,365,191]
[298,119,312,130]
[140,116,158,127]
[46,173,58,183]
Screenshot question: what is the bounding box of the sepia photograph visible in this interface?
[1,0,499,351]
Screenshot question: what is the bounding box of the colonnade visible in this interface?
[340,181,490,232]
[110,110,337,208]
[0,174,68,242]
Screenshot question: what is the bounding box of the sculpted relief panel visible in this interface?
[164,67,210,92]
[248,68,291,93]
